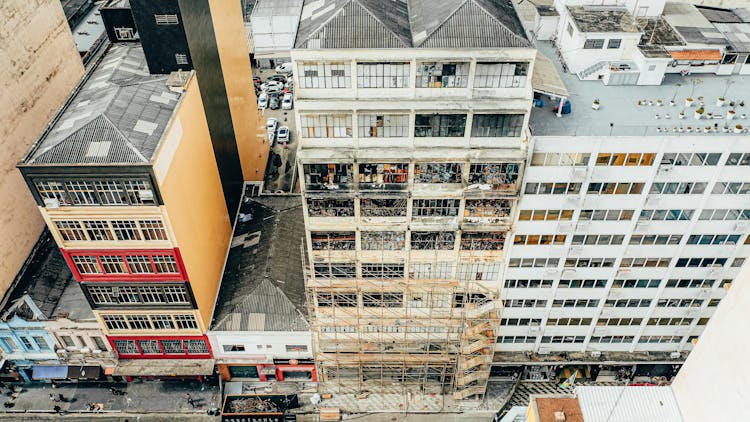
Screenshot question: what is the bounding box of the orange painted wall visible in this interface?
[208,0,268,182]
[153,76,232,330]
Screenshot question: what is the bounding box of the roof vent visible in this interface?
[167,70,190,93]
[554,411,566,421]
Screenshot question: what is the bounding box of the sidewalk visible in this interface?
[0,379,219,416]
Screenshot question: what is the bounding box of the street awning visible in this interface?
[32,365,68,380]
[669,50,722,61]
[532,51,569,99]
[113,359,215,376]
[67,365,101,380]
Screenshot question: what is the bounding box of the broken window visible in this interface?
[471,114,524,137]
[474,62,529,88]
[414,114,466,137]
[414,163,463,183]
[416,62,470,88]
[412,199,460,217]
[460,232,506,250]
[311,232,356,250]
[304,163,354,191]
[360,198,407,217]
[362,292,404,307]
[316,292,357,307]
[299,114,352,138]
[361,232,405,250]
[453,293,489,308]
[409,262,454,279]
[358,163,408,190]
[410,232,456,250]
[313,262,356,279]
[299,62,351,88]
[468,163,520,191]
[358,114,409,137]
[361,263,405,279]
[306,198,354,217]
[464,199,513,220]
[357,62,410,88]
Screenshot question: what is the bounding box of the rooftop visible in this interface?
[102,0,130,8]
[211,189,307,332]
[529,41,750,137]
[567,6,640,33]
[60,0,94,26]
[574,386,683,422]
[0,231,79,322]
[493,350,687,364]
[532,396,584,422]
[295,0,530,49]
[252,0,303,17]
[22,43,185,166]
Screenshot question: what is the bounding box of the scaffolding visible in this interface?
[302,243,502,400]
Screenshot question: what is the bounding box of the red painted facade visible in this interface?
[108,335,212,359]
[62,248,188,282]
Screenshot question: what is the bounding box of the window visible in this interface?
[458,263,501,281]
[357,62,410,88]
[140,220,167,241]
[306,198,354,217]
[507,258,559,268]
[154,14,179,25]
[56,221,86,241]
[638,336,682,344]
[552,299,600,308]
[665,279,714,288]
[498,336,537,343]
[304,163,354,190]
[410,262,455,280]
[358,163,408,188]
[174,314,198,330]
[163,285,189,303]
[299,62,351,88]
[541,336,585,344]
[300,114,352,138]
[648,318,693,326]
[596,153,655,166]
[360,198,407,217]
[152,255,178,273]
[629,235,682,245]
[686,234,740,245]
[565,258,615,268]
[504,279,553,288]
[150,315,174,330]
[471,114,524,137]
[60,335,75,348]
[501,318,542,326]
[416,62,469,88]
[223,344,246,352]
[607,39,622,49]
[620,257,672,268]
[599,318,642,326]
[675,258,727,268]
[316,292,357,307]
[33,336,50,351]
[361,232,404,250]
[571,234,625,246]
[464,199,513,221]
[72,256,102,274]
[579,209,634,221]
[36,181,70,205]
[708,299,722,307]
[313,263,356,279]
[103,315,128,330]
[530,153,590,166]
[547,318,592,326]
[662,153,721,166]
[514,234,567,245]
[584,39,605,49]
[612,279,661,288]
[468,163,520,190]
[127,256,153,273]
[139,340,162,354]
[122,180,155,205]
[414,163,463,183]
[362,292,404,307]
[414,114,466,137]
[184,340,209,354]
[525,182,581,195]
[412,199,460,217]
[112,220,141,241]
[587,182,644,195]
[699,209,750,221]
[311,232,356,250]
[82,221,113,241]
[518,209,574,221]
[361,264,404,279]
[591,336,633,344]
[411,232,455,250]
[358,114,409,137]
[93,181,125,205]
[285,345,309,352]
[127,315,152,330]
[114,339,138,354]
[605,299,652,308]
[460,232,505,250]
[162,339,184,354]
[503,299,547,308]
[558,279,607,288]
[712,182,750,195]
[650,182,706,195]
[732,258,746,268]
[65,181,97,204]
[474,62,529,88]
[725,153,750,165]
[175,53,188,65]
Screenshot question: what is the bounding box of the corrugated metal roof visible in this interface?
[574,386,683,422]
[295,0,530,49]
[25,44,182,165]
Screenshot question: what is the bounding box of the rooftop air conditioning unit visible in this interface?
[590,351,602,358]
[139,189,154,200]
[670,352,681,359]
[44,198,60,208]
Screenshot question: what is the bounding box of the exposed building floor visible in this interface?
[0,379,218,415]
[506,381,623,407]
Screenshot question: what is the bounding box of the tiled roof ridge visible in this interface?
[98,113,150,163]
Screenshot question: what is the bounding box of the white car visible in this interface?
[268,129,276,145]
[277,126,290,145]
[261,81,284,93]
[266,117,278,133]
[275,62,294,74]
[257,92,268,109]
[282,93,293,110]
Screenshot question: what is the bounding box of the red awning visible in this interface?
[669,50,722,61]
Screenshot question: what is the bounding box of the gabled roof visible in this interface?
[24,44,183,165]
[295,0,530,49]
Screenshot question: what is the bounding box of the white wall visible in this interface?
[672,264,750,421]
[208,331,312,361]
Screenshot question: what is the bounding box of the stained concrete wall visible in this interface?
[0,1,83,294]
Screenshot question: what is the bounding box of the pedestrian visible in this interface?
[58,393,65,402]
[53,405,61,413]
[188,398,196,408]
[49,393,56,401]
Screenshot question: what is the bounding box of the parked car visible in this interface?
[269,94,281,110]
[268,129,276,145]
[257,92,268,109]
[277,126,290,146]
[261,81,284,93]
[266,117,278,133]
[267,74,287,84]
[275,62,294,74]
[282,93,293,110]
